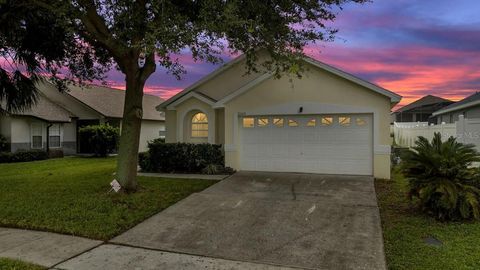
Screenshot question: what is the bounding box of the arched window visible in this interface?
[191,112,208,138]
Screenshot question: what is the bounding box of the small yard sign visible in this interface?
[110,179,122,193]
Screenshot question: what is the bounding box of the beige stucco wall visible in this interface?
[215,108,225,145]
[222,65,393,179]
[164,61,395,179]
[165,110,177,143]
[196,52,270,101]
[139,120,165,152]
[164,99,224,146]
[9,116,76,152]
[63,120,77,142]
[0,115,12,142]
[11,116,36,144]
[167,97,217,144]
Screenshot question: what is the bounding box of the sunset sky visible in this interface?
[105,0,480,110]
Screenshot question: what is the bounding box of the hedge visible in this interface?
[0,134,8,152]
[0,150,48,163]
[139,141,225,173]
[78,124,119,157]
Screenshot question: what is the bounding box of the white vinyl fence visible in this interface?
[393,115,480,150]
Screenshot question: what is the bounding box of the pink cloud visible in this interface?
[305,44,480,108]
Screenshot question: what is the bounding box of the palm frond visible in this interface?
[402,132,480,221]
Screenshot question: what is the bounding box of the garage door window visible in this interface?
[288,119,298,127]
[243,117,254,128]
[307,119,316,127]
[339,116,351,126]
[257,118,269,127]
[273,118,284,127]
[321,117,333,126]
[356,117,367,126]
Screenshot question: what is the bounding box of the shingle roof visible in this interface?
[1,93,74,122]
[395,95,452,113]
[434,92,480,115]
[66,84,165,121]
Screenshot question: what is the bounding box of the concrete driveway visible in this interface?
[112,172,386,270]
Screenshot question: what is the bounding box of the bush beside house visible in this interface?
[0,134,8,152]
[78,124,119,157]
[0,150,48,163]
[0,134,48,163]
[401,132,480,221]
[139,139,231,174]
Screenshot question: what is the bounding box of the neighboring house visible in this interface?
[158,52,402,179]
[432,92,480,124]
[0,80,165,154]
[392,95,453,123]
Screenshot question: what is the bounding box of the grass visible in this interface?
[375,168,480,270]
[0,157,216,240]
[0,258,45,270]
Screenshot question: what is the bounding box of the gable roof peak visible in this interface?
[158,52,402,110]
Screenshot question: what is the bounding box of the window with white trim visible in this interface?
[49,124,61,148]
[191,112,208,138]
[31,123,43,149]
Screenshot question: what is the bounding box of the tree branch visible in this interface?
[77,0,129,67]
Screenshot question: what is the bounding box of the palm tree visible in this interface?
[402,132,480,221]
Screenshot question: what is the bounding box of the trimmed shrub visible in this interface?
[141,141,224,173]
[138,152,151,172]
[401,132,480,221]
[0,149,48,163]
[78,124,119,157]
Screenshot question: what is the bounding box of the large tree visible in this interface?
[0,0,367,192]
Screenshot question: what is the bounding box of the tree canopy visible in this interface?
[0,0,368,191]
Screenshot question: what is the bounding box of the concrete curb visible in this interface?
[137,172,229,180]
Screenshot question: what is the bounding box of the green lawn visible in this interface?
[0,157,216,240]
[0,258,45,270]
[376,168,480,270]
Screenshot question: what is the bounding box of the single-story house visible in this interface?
[158,52,402,179]
[392,95,453,123]
[0,80,165,154]
[432,92,480,124]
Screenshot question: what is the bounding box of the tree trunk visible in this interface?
[116,72,146,193]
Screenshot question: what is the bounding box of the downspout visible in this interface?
[46,123,52,156]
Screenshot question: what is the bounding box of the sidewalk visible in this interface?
[0,227,297,270]
[0,227,101,268]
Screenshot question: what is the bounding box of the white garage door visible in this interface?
[239,114,373,175]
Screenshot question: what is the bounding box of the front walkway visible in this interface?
[0,227,101,268]
[0,227,295,269]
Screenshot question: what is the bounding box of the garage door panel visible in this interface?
[240,114,373,176]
